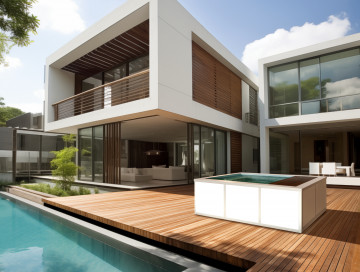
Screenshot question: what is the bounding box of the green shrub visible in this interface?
[20,183,94,197]
[94,188,99,194]
[51,134,79,191]
[78,186,91,195]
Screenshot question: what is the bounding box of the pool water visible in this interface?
[0,196,184,272]
[208,173,292,184]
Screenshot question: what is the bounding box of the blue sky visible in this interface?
[0,0,359,113]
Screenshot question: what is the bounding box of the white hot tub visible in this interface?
[194,173,326,233]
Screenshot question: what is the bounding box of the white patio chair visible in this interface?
[336,162,346,175]
[322,162,337,176]
[309,162,321,175]
[351,162,355,176]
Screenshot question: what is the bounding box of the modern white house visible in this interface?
[44,0,259,185]
[259,33,360,176]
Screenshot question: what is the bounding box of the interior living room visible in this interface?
[268,121,360,176]
[77,115,231,188]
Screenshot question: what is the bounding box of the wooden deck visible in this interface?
[43,185,360,271]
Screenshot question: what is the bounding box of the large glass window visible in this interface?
[269,63,299,106]
[300,58,320,101]
[82,54,149,92]
[268,47,360,118]
[79,128,93,181]
[192,125,226,178]
[269,62,299,118]
[82,72,102,92]
[93,126,103,182]
[215,131,226,175]
[201,127,214,177]
[320,48,360,98]
[129,55,149,75]
[193,125,200,179]
[79,126,104,182]
[104,64,127,84]
[0,128,13,177]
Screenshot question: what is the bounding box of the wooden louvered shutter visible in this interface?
[192,41,242,119]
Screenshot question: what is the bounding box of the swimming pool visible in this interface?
[208,173,292,184]
[0,194,188,272]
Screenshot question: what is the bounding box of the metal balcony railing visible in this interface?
[53,69,149,121]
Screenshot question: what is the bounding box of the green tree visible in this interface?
[0,0,39,64]
[51,134,79,191]
[0,97,24,126]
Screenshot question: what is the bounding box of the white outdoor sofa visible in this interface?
[121,166,186,182]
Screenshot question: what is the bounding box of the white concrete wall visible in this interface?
[45,67,74,126]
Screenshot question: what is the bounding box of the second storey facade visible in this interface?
[45,0,259,184]
[259,33,360,175]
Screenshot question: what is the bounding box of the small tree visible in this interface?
[51,134,79,191]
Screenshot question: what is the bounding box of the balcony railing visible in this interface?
[53,69,149,121]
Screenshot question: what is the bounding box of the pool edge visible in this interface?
[0,192,222,272]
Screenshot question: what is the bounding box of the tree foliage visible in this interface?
[0,97,24,127]
[51,134,79,191]
[0,0,39,64]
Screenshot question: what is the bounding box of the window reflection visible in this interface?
[321,48,360,98]
[79,128,92,181]
[342,94,360,110]
[300,58,320,101]
[269,62,299,106]
[302,101,320,115]
[268,46,360,117]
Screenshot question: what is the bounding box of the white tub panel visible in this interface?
[195,182,224,217]
[226,185,259,223]
[315,180,327,216]
[302,186,316,228]
[261,188,300,231]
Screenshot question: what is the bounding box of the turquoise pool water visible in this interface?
[208,173,292,184]
[0,196,184,272]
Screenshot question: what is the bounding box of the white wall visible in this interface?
[45,67,74,125]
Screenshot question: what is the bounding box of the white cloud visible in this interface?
[0,56,23,72]
[32,0,86,34]
[8,103,43,114]
[241,15,351,74]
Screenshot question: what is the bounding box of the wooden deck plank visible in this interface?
[43,185,360,271]
[276,190,357,271]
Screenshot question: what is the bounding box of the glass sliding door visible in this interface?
[93,126,104,182]
[269,130,290,174]
[78,125,104,182]
[215,130,226,175]
[79,128,93,181]
[193,125,200,179]
[201,127,215,177]
[189,124,228,179]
